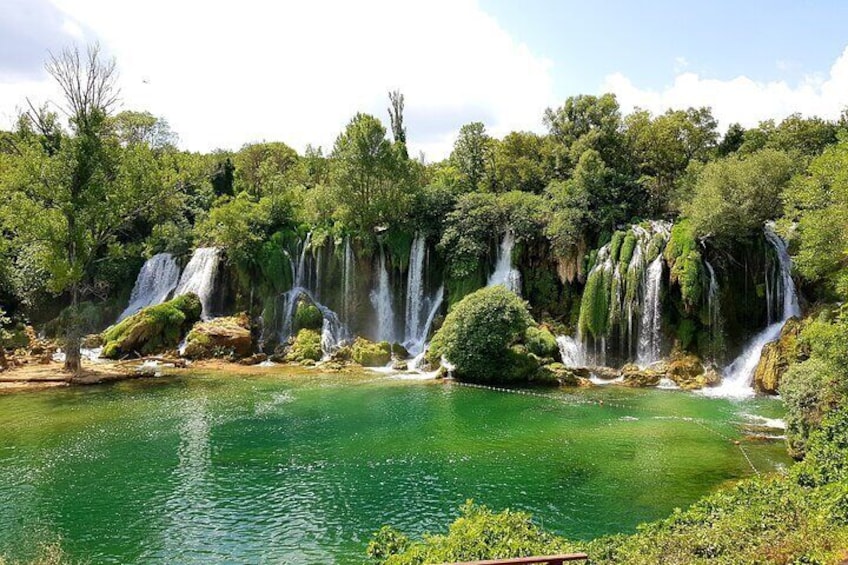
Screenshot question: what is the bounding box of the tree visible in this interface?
[685,149,796,241]
[450,122,492,192]
[111,110,176,149]
[233,141,300,199]
[387,89,407,155]
[717,122,746,156]
[3,45,167,373]
[490,131,553,193]
[331,113,413,234]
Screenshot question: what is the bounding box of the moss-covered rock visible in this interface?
[351,337,392,366]
[546,362,593,387]
[524,326,559,359]
[390,342,410,359]
[101,294,202,359]
[665,352,707,390]
[754,317,803,394]
[621,364,662,387]
[182,313,253,360]
[286,329,323,363]
[293,297,323,332]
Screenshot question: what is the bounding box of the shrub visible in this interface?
[367,501,576,565]
[293,300,323,332]
[428,286,534,383]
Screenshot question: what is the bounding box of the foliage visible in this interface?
[685,149,796,242]
[780,308,848,458]
[450,122,492,192]
[101,293,201,358]
[523,326,559,358]
[545,178,589,256]
[782,140,848,299]
[664,219,704,311]
[286,329,322,362]
[428,286,535,383]
[439,193,502,279]
[368,501,575,565]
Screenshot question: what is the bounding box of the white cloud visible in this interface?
[1,0,554,161]
[604,46,848,130]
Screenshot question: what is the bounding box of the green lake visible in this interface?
[0,369,790,563]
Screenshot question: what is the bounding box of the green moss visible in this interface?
[383,230,414,273]
[101,294,202,359]
[524,326,558,358]
[577,265,610,339]
[293,300,323,332]
[609,230,625,263]
[618,233,637,270]
[664,219,705,312]
[676,318,697,350]
[286,329,322,362]
[257,231,295,295]
[351,337,392,366]
[445,269,485,309]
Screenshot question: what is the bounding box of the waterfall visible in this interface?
[487,231,521,293]
[295,232,312,288]
[405,285,444,356]
[405,234,426,344]
[174,247,220,320]
[556,335,586,368]
[118,253,181,322]
[705,225,800,398]
[342,236,356,322]
[636,254,665,367]
[278,286,349,357]
[370,248,396,342]
[578,221,671,367]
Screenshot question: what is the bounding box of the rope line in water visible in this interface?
[451,380,762,475]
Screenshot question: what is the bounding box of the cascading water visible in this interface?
[118,253,181,322]
[342,236,356,322]
[370,248,396,343]
[556,335,586,368]
[405,234,426,344]
[705,225,800,398]
[174,247,221,320]
[577,221,671,367]
[276,232,349,356]
[487,231,521,293]
[636,254,665,367]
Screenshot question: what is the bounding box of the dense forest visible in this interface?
[2,46,848,563]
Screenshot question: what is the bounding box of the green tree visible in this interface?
[387,89,407,156]
[2,45,166,373]
[450,122,492,192]
[490,131,553,193]
[111,110,176,149]
[234,141,301,199]
[684,149,796,242]
[331,113,413,234]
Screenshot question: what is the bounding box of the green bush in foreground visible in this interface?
[373,408,848,564]
[427,286,535,383]
[524,326,559,359]
[101,294,202,359]
[351,338,392,367]
[367,501,576,565]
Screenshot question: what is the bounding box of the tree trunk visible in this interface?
[63,283,82,375]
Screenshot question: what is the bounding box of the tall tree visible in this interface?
[387,90,407,156]
[4,45,166,373]
[450,122,492,192]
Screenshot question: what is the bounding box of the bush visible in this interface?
[367,501,576,565]
[428,286,535,383]
[286,329,322,362]
[101,293,201,359]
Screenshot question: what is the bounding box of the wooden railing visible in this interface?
[443,553,589,565]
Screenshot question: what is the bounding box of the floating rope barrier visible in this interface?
[451,380,762,475]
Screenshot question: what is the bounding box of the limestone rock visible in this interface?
[753,317,803,394]
[182,313,253,360]
[239,353,268,366]
[665,353,708,390]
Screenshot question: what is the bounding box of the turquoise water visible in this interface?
[0,370,790,563]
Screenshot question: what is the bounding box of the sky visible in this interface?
[1,0,847,161]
